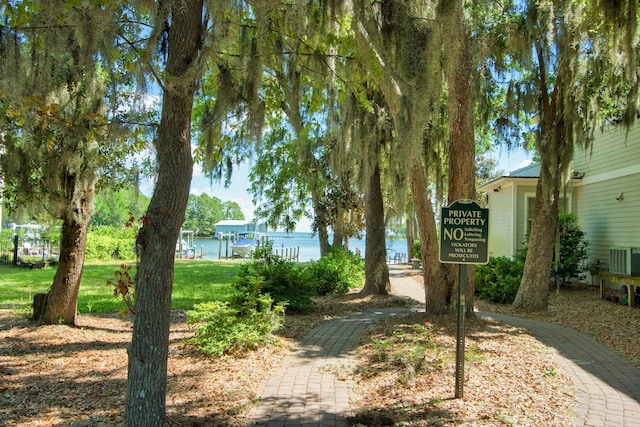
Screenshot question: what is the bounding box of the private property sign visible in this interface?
[439,199,489,399]
[439,199,489,265]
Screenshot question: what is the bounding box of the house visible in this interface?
[477,123,640,281]
[477,162,579,258]
[214,220,268,239]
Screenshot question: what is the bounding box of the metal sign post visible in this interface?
[454,263,466,398]
[440,199,489,399]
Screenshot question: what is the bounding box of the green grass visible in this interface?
[0,259,241,314]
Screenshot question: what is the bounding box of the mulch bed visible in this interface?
[347,312,575,426]
[475,283,640,367]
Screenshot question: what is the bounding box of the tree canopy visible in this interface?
[0,0,154,324]
[1,0,638,424]
[182,193,244,236]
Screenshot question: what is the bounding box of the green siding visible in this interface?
[574,124,640,272]
[576,173,640,270]
[574,124,640,175]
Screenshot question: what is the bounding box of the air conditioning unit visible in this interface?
[609,247,640,276]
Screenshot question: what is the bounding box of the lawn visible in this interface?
[0,259,242,315]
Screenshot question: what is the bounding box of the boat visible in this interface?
[231,232,261,258]
[175,229,197,258]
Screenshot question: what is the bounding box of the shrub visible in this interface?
[186,294,286,356]
[553,213,589,286]
[411,240,421,260]
[106,263,136,316]
[186,246,291,356]
[303,246,364,296]
[234,242,316,314]
[184,243,364,355]
[85,226,137,260]
[475,255,524,304]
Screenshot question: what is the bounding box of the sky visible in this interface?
[140,147,534,233]
[491,145,534,174]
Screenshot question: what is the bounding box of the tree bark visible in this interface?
[513,40,568,312]
[311,190,331,257]
[442,1,476,316]
[405,204,415,258]
[41,180,94,325]
[512,173,560,311]
[125,2,202,425]
[33,293,48,320]
[361,160,390,295]
[332,207,347,249]
[316,224,331,258]
[410,159,450,313]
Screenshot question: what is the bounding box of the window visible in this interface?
[524,193,572,236]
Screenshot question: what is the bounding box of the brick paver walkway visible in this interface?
[251,265,640,426]
[252,308,413,426]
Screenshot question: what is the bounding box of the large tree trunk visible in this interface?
[442,1,476,316]
[125,2,202,426]
[513,41,568,312]
[332,207,347,249]
[316,225,331,258]
[410,159,450,313]
[513,173,560,311]
[361,160,390,295]
[40,181,94,325]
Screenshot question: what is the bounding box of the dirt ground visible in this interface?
[1,270,639,426]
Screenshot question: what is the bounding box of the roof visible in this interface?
[477,162,583,192]
[214,220,253,226]
[477,162,540,191]
[508,163,540,178]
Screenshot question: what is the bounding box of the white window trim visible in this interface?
[524,191,573,238]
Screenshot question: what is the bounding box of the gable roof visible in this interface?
[508,163,540,177]
[477,162,540,192]
[477,161,584,192]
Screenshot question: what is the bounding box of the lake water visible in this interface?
[189,232,409,262]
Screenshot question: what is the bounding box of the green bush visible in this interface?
[232,244,365,314]
[186,243,366,356]
[234,242,316,314]
[85,226,137,260]
[475,255,524,304]
[186,248,291,355]
[303,246,364,296]
[553,213,589,286]
[186,294,285,356]
[411,240,421,259]
[0,229,15,254]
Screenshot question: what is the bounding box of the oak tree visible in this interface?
[0,1,149,325]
